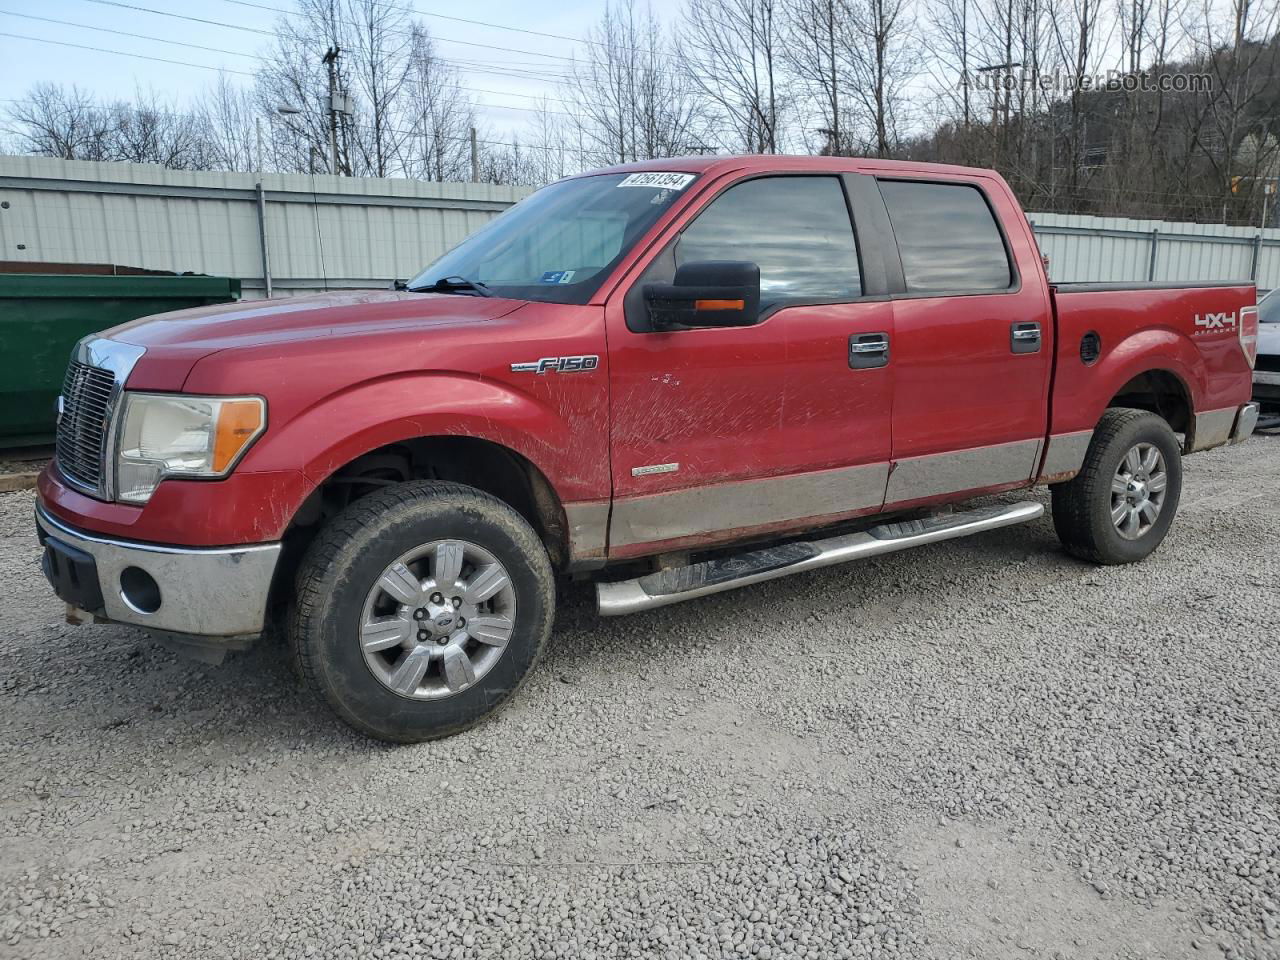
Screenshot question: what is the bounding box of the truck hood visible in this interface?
[108,289,524,353]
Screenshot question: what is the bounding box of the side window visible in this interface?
[676,176,861,308]
[878,180,1013,294]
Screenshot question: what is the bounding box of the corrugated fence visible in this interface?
[0,156,531,299]
[1,155,1277,297]
[1028,212,1280,288]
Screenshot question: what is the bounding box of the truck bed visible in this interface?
[1048,280,1256,440]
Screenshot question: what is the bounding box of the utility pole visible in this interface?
[255,117,263,173]
[323,46,342,176]
[469,127,479,183]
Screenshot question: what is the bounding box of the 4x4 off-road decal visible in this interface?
[510,355,600,374]
[1194,311,1237,333]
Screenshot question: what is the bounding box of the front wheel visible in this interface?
[290,481,555,743]
[1051,408,1183,565]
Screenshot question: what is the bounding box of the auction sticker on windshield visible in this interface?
[618,172,696,189]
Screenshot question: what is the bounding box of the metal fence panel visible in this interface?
[1029,210,1279,288]
[0,156,530,298]
[4,156,1279,298]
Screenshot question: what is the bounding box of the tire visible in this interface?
[290,480,555,743]
[1051,408,1183,565]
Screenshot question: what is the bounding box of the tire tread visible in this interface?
[289,480,554,742]
[1051,407,1180,565]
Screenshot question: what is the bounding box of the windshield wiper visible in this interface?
[409,275,494,297]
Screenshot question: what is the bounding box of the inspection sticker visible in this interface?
[617,172,696,190]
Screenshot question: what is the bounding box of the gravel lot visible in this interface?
[1,435,1278,960]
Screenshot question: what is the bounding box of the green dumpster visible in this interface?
[0,274,241,449]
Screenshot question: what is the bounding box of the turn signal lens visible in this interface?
[213,400,266,472]
[694,299,745,311]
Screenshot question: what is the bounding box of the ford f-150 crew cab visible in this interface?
[36,156,1261,742]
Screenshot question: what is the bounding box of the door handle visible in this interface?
[849,332,890,369]
[1010,321,1042,354]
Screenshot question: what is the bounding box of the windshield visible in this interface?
[408,172,697,305]
[1260,288,1280,323]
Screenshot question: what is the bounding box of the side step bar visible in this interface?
[596,501,1044,616]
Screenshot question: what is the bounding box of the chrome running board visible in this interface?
[596,501,1044,616]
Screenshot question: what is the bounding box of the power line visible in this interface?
[73,0,584,65]
[63,0,700,100]
[0,10,582,110]
[0,9,264,60]
[59,0,660,98]
[214,0,691,71]
[218,0,595,51]
[0,30,579,117]
[0,30,258,76]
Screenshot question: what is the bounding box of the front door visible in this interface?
[604,173,895,558]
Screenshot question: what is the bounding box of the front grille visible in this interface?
[55,360,117,493]
[1257,353,1280,373]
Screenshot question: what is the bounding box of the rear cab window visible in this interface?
[878,180,1013,295]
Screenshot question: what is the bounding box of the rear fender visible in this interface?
[1058,327,1205,435]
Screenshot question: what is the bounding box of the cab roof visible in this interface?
[579,154,1002,181]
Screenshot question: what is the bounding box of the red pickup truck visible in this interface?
[36,156,1260,742]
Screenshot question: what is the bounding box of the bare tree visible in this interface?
[784,0,856,153]
[197,75,259,173]
[256,2,343,174]
[680,0,788,151]
[566,0,711,165]
[403,26,477,182]
[106,88,212,169]
[521,98,579,185]
[4,83,112,161]
[845,0,919,155]
[1185,0,1280,217]
[925,0,977,132]
[344,0,413,177]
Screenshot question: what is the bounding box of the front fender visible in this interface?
[241,371,609,507]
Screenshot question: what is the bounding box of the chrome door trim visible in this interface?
[884,438,1041,505]
[609,461,890,550]
[1039,429,1095,480]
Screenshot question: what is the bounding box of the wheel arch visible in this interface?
[288,433,571,570]
[1104,367,1194,438]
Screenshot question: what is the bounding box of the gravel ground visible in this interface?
[1,435,1277,960]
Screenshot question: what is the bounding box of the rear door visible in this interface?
[604,173,895,556]
[875,176,1053,507]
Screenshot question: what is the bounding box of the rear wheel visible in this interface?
[291,481,554,743]
[1051,408,1183,565]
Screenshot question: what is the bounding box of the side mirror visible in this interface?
[644,261,761,330]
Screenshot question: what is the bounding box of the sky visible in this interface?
[0,0,672,141]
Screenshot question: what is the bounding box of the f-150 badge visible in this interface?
[510,356,600,374]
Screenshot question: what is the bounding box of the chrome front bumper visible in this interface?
[35,505,282,639]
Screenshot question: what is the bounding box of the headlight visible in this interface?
[115,393,266,504]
